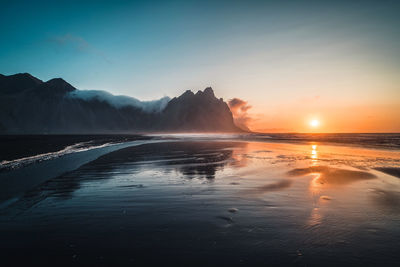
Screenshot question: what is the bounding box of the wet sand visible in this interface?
[0,135,149,161]
[0,140,400,266]
[375,167,400,178]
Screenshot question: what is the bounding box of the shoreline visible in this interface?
[0,140,168,204]
[1,135,400,205]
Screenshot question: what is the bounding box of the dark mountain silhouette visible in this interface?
[0,73,243,134]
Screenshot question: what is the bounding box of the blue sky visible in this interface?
[1,0,400,131]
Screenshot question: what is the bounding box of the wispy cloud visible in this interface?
[228,98,252,131]
[52,33,90,52]
[50,33,111,63]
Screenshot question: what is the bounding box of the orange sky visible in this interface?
[247,103,400,133]
[222,49,400,133]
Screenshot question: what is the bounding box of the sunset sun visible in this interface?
[310,119,319,128]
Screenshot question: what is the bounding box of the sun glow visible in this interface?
[310,119,319,128]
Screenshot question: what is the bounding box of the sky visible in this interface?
[1,0,400,132]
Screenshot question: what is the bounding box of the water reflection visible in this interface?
[2,140,400,266]
[246,179,293,195]
[93,141,247,179]
[4,142,246,206]
[288,166,376,186]
[307,207,322,228]
[370,189,400,213]
[311,143,318,165]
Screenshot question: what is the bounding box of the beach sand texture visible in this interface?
[1,140,399,266]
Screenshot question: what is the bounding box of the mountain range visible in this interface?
[0,73,243,134]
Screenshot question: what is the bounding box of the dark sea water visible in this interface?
[0,134,399,266]
[249,133,400,150]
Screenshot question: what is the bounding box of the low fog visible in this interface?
[67,89,171,113]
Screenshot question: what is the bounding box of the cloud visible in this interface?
[228,98,252,131]
[50,33,111,63]
[52,34,90,52]
[67,89,171,113]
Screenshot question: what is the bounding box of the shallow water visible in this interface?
[1,140,399,266]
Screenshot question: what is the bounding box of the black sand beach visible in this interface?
[1,138,400,266]
[0,135,150,162]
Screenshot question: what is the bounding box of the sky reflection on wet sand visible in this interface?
[0,141,399,266]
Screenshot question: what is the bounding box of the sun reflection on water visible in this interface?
[310,143,318,166]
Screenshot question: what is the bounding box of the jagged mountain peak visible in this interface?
[203,87,215,97]
[45,78,76,92]
[0,73,243,133]
[181,90,195,98]
[195,87,215,97]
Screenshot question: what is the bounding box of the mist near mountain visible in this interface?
[67,90,170,113]
[0,73,242,134]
